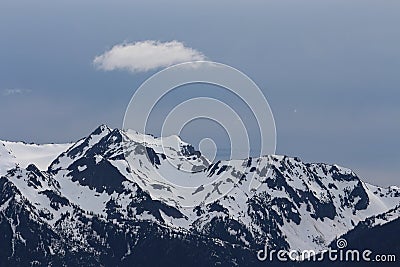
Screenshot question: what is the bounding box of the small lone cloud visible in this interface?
[2,88,32,96]
[93,40,206,73]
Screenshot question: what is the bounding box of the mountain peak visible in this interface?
[91,124,112,136]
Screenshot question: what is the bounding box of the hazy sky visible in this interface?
[0,0,399,186]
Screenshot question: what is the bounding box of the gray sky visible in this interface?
[0,0,399,186]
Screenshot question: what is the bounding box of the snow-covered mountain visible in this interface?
[0,125,399,266]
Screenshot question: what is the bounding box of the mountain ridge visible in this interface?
[0,124,399,266]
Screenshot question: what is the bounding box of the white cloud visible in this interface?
[2,88,32,96]
[93,40,206,73]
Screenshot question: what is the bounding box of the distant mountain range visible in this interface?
[0,125,398,266]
